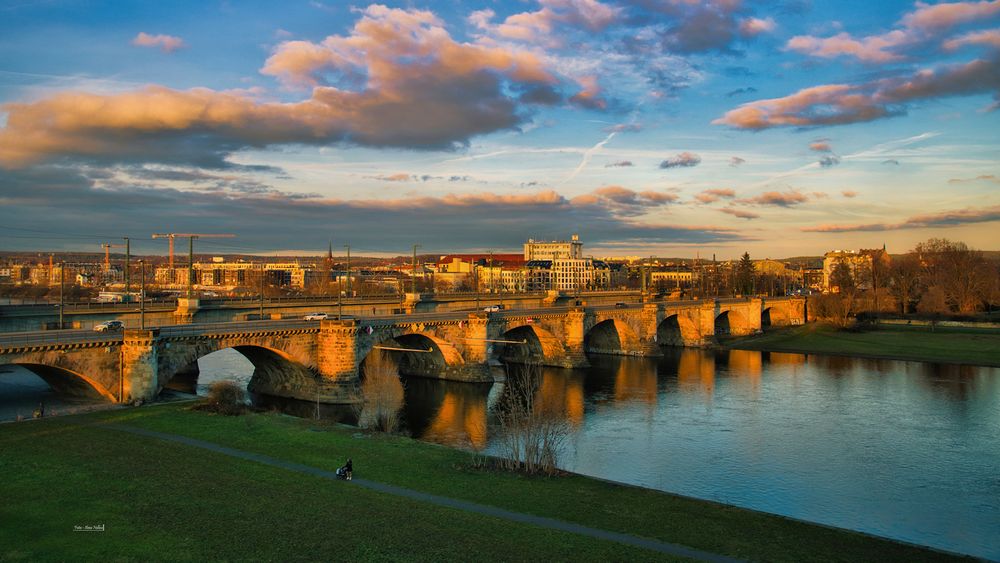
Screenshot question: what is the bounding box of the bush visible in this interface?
[198,380,248,415]
[491,363,570,476]
[355,351,404,432]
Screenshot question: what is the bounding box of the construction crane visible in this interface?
[152,233,235,297]
[100,243,125,272]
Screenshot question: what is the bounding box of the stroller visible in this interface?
[335,458,353,481]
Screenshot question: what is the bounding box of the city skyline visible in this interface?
[1,0,998,258]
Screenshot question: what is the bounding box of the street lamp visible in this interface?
[412,244,421,296]
[138,260,146,330]
[59,261,65,329]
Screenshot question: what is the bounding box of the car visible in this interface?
[303,312,329,321]
[614,302,628,308]
[483,305,504,312]
[93,320,124,332]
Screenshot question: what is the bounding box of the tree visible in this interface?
[492,364,570,475]
[735,252,754,296]
[915,238,990,313]
[888,254,922,315]
[356,351,405,432]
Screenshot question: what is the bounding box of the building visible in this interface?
[822,249,887,292]
[524,235,583,260]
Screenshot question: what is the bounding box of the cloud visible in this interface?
[603,123,642,133]
[818,155,841,167]
[726,87,758,97]
[718,207,760,219]
[943,28,1000,50]
[469,0,623,44]
[0,6,581,168]
[842,190,858,197]
[729,156,746,166]
[132,32,185,53]
[694,188,737,204]
[786,0,1000,62]
[641,0,776,54]
[368,173,415,182]
[713,56,1000,130]
[0,167,744,251]
[809,141,832,152]
[882,159,901,165]
[659,151,702,169]
[605,160,634,167]
[802,204,1000,232]
[948,174,1000,183]
[736,189,811,206]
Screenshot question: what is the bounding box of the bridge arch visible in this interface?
[715,309,749,337]
[494,323,565,365]
[5,363,116,402]
[158,343,317,399]
[761,306,788,328]
[358,331,464,380]
[657,314,700,347]
[584,319,641,355]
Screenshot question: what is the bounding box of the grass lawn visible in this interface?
[0,404,970,562]
[730,323,1000,367]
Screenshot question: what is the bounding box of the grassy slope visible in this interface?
[0,404,968,562]
[731,324,1000,367]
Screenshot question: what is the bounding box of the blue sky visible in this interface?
[0,0,997,258]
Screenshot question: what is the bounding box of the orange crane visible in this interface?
[151,233,235,297]
[100,243,125,271]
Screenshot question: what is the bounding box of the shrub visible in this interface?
[199,380,248,415]
[355,351,404,432]
[491,363,570,476]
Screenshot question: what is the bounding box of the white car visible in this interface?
[303,312,329,320]
[93,320,124,332]
[483,305,504,312]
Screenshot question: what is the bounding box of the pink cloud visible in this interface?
[801,204,1000,232]
[473,0,622,44]
[902,0,1000,31]
[660,151,702,169]
[132,32,185,53]
[714,57,1000,130]
[694,188,737,204]
[719,207,760,219]
[739,17,776,36]
[943,28,1000,50]
[785,31,908,63]
[809,141,832,152]
[842,190,859,198]
[736,190,810,206]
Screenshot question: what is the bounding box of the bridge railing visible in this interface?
[157,319,320,337]
[0,331,123,348]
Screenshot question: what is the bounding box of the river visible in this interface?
[1,347,997,559]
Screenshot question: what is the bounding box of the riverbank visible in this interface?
[0,403,970,562]
[728,323,1000,367]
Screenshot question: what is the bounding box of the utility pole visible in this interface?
[188,236,195,299]
[139,260,145,330]
[640,259,646,303]
[123,237,130,301]
[259,264,266,320]
[59,261,64,329]
[489,251,494,295]
[344,244,351,298]
[411,244,421,295]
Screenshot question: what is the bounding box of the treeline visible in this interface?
[814,238,1000,326]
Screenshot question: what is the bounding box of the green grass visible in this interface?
[731,323,1000,367]
[0,404,971,562]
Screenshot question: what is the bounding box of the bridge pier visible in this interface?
[120,330,159,402]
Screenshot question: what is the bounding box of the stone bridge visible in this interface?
[0,297,804,405]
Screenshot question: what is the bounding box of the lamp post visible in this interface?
[123,237,130,301]
[344,244,351,298]
[412,244,421,296]
[58,261,64,329]
[138,260,145,330]
[259,264,265,321]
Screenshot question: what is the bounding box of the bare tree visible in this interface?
[889,254,922,315]
[915,239,990,313]
[355,351,405,432]
[492,364,570,475]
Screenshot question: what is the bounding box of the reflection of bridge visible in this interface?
[0,297,804,405]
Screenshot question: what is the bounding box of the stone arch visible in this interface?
[715,309,749,336]
[495,324,565,365]
[761,307,788,328]
[359,331,463,380]
[584,319,641,355]
[157,342,317,400]
[9,363,116,401]
[657,314,700,347]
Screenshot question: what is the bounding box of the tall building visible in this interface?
[524,234,583,260]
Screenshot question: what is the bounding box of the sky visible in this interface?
[0,0,997,259]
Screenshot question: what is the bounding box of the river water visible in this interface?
[1,348,997,559]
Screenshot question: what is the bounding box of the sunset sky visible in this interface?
[0,0,997,258]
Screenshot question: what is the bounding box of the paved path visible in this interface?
[108,424,742,563]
